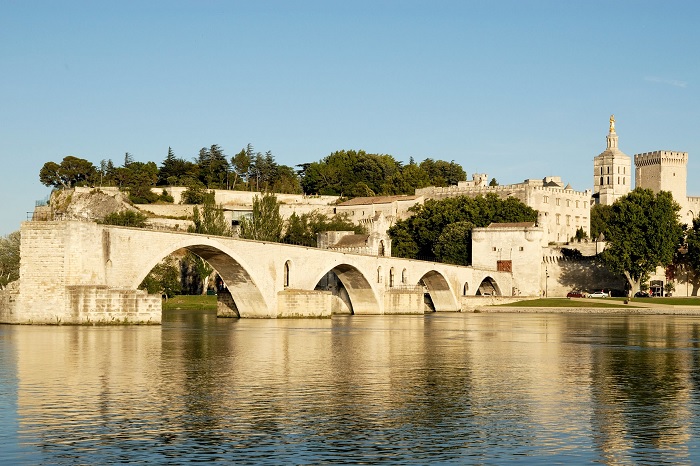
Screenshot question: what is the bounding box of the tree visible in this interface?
[590,203,613,240]
[139,260,181,298]
[419,159,467,186]
[489,178,498,187]
[123,152,134,167]
[677,217,700,295]
[101,210,149,227]
[282,211,364,246]
[239,193,283,242]
[0,231,20,289]
[188,192,232,237]
[389,193,538,263]
[433,221,475,265]
[599,189,683,296]
[230,146,252,190]
[39,156,97,189]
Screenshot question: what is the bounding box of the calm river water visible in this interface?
[3,310,700,464]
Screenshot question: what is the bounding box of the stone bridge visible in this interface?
[1,221,514,324]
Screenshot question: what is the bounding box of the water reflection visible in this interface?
[3,312,700,464]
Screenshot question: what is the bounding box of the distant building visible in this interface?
[471,222,544,296]
[592,114,632,206]
[317,212,392,256]
[334,195,423,225]
[417,175,591,244]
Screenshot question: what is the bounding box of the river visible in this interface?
[2,310,700,464]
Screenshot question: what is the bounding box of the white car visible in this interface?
[588,291,609,298]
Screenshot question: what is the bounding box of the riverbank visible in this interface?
[477,297,700,315]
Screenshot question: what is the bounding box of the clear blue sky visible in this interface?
[1,0,698,235]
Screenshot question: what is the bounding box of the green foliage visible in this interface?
[282,211,365,246]
[489,178,498,187]
[39,156,97,188]
[188,193,232,236]
[240,193,283,242]
[678,217,700,295]
[230,146,252,190]
[590,203,613,240]
[198,144,231,189]
[157,147,199,186]
[101,210,148,227]
[573,227,587,242]
[389,193,538,263]
[181,183,207,204]
[418,158,467,187]
[299,150,460,197]
[599,189,683,294]
[139,260,181,298]
[0,231,20,289]
[433,221,474,265]
[158,189,174,203]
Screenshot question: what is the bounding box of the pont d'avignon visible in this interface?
[2,116,699,325]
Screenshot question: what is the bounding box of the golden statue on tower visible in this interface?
[609,114,616,133]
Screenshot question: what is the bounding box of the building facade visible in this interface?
[592,115,632,206]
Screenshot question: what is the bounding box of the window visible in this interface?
[389,268,395,287]
[284,261,291,288]
[599,176,603,186]
[492,247,497,252]
[566,199,570,207]
[519,246,524,251]
[377,267,382,283]
[543,196,549,203]
[556,198,560,206]
[463,282,469,295]
[576,200,580,208]
[566,215,570,226]
[402,269,407,284]
[556,214,561,225]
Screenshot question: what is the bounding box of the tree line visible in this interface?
[39,146,468,204]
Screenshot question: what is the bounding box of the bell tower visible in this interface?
[593,115,631,205]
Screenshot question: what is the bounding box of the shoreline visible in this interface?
[474,306,700,315]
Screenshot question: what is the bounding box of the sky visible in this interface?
[1,0,699,235]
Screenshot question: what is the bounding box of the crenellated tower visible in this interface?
[634,150,688,204]
[593,115,632,205]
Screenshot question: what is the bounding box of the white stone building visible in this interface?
[416,176,591,245]
[471,222,544,296]
[592,115,632,206]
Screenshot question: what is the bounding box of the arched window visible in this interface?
[463,282,469,295]
[402,269,407,284]
[377,266,382,283]
[378,240,385,257]
[389,268,395,287]
[284,260,291,288]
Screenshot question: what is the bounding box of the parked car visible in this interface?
[588,291,609,298]
[566,290,586,298]
[634,291,652,298]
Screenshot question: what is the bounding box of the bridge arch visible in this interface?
[418,269,459,312]
[134,238,270,317]
[476,276,502,296]
[312,263,380,315]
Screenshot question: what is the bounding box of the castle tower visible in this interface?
[593,115,632,205]
[634,150,688,204]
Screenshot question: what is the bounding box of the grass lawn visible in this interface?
[497,298,640,308]
[163,295,217,311]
